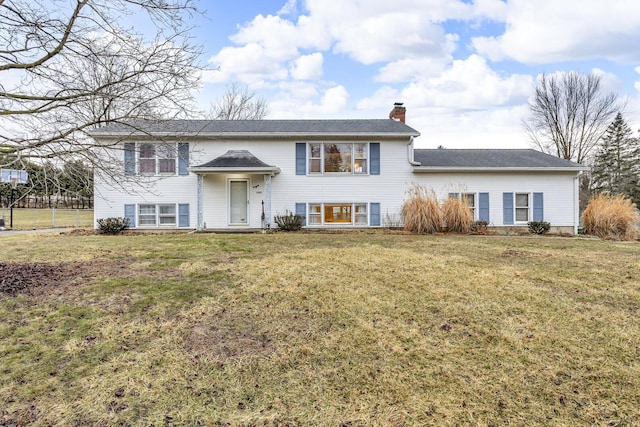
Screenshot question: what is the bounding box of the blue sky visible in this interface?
[191,0,640,149]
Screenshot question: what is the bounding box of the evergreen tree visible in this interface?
[590,113,640,205]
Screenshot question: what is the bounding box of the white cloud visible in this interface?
[400,55,532,110]
[330,13,453,65]
[277,0,298,16]
[356,86,401,112]
[206,43,289,84]
[206,0,507,87]
[409,104,531,149]
[269,84,350,118]
[290,53,323,80]
[473,0,640,63]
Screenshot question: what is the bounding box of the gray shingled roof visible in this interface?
[413,149,586,170]
[90,119,420,137]
[195,150,274,168]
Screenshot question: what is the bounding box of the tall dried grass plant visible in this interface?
[582,193,639,240]
[401,183,442,234]
[442,197,473,233]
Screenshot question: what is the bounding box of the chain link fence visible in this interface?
[0,208,94,230]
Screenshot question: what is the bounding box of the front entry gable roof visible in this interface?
[191,150,280,174]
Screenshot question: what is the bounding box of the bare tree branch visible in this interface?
[208,82,270,120]
[523,71,621,164]
[0,0,204,186]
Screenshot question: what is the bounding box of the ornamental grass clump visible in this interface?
[582,193,639,240]
[442,197,473,233]
[401,183,442,234]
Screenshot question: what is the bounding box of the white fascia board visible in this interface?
[91,131,420,140]
[189,166,281,175]
[412,166,589,173]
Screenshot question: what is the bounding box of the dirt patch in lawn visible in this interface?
[0,260,128,297]
[185,307,278,362]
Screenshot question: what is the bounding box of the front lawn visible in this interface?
[1,232,638,426]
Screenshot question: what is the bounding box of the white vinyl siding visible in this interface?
[95,139,579,232]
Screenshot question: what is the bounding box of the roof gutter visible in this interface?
[412,166,589,173]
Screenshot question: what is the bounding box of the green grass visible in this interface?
[1,232,639,426]
[0,208,94,229]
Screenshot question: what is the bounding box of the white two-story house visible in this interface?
[90,104,587,233]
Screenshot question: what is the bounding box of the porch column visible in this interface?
[197,174,204,230]
[263,174,272,228]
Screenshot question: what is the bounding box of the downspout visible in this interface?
[574,173,580,235]
[407,136,420,166]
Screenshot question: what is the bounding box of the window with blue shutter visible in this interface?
[370,143,380,175]
[178,204,190,227]
[178,143,189,176]
[478,193,490,222]
[533,193,544,222]
[503,193,514,225]
[124,143,135,175]
[370,203,381,226]
[295,203,306,226]
[124,204,136,227]
[295,143,306,175]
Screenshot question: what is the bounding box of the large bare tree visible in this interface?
[209,82,270,120]
[523,71,621,164]
[0,0,202,175]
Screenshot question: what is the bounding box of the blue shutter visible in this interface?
[295,143,306,175]
[503,193,514,225]
[478,193,490,222]
[124,204,136,228]
[178,143,189,175]
[448,192,459,199]
[178,203,190,227]
[124,143,135,175]
[370,143,380,175]
[370,203,381,226]
[295,203,306,226]
[533,192,544,222]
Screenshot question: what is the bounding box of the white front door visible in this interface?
[229,180,248,225]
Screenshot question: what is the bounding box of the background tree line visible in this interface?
[1,158,92,209]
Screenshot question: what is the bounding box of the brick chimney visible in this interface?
[389,102,406,123]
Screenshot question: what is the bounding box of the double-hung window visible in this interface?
[307,143,368,174]
[138,204,176,227]
[157,145,176,174]
[139,144,157,175]
[515,193,530,222]
[125,142,188,176]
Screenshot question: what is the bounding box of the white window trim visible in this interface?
[137,203,177,228]
[307,202,369,226]
[307,142,369,175]
[514,192,531,223]
[136,142,179,176]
